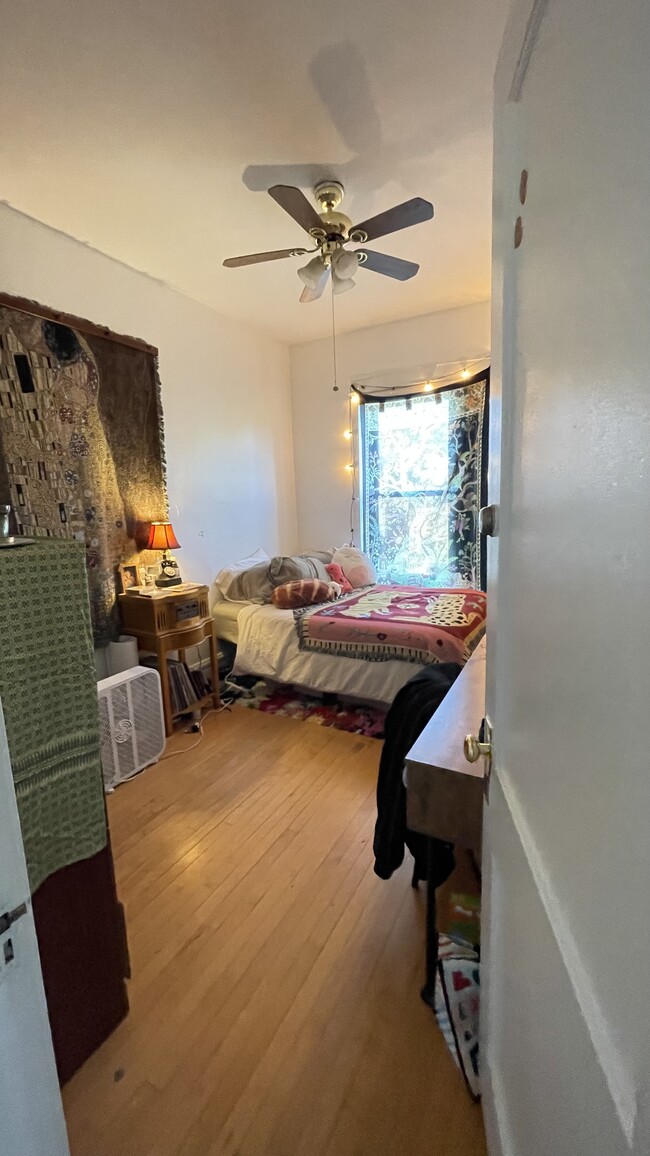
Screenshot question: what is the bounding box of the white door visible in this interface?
[481,1,650,1153]
[0,700,70,1156]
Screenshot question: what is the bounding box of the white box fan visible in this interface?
[97,666,166,791]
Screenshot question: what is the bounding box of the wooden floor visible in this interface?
[62,707,486,1156]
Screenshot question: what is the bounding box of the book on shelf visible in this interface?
[140,656,213,715]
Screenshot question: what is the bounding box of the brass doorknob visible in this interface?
[464,734,492,763]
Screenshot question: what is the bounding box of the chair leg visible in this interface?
[420,839,439,1008]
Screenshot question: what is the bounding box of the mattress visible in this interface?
[211,599,249,644]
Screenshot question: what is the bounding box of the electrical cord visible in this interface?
[158,699,233,760]
[155,639,236,760]
[223,672,253,698]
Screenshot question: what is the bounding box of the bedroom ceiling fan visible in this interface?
[223,181,434,303]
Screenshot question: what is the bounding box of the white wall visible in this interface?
[0,204,298,587]
[483,0,650,1151]
[290,302,490,549]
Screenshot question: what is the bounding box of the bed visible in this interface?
[211,599,250,645]
[213,584,486,708]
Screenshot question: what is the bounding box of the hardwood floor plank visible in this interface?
[62,708,486,1156]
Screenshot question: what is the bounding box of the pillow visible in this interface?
[214,547,270,601]
[225,562,274,603]
[271,579,339,609]
[300,548,335,564]
[268,553,330,586]
[332,546,377,589]
[325,562,353,594]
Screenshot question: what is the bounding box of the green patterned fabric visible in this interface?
[0,539,107,893]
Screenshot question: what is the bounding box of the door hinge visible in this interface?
[479,504,498,537]
[0,903,27,936]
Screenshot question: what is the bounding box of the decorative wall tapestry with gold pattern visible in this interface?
[0,305,167,644]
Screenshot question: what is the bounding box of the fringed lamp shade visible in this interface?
[146,521,180,552]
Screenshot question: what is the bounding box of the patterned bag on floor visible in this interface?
[434,935,481,1100]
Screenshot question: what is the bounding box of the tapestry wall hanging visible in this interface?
[0,300,168,644]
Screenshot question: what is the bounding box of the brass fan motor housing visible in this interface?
[314,180,344,211]
[310,181,353,242]
[311,210,353,243]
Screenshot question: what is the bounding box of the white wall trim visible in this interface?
[482,1060,515,1156]
[496,766,637,1147]
[508,0,550,101]
[495,0,547,105]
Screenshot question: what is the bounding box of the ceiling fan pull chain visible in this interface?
[331,282,339,393]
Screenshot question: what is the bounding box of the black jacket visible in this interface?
[373,662,462,884]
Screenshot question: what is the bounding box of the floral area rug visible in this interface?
[231,679,386,738]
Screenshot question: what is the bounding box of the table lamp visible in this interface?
[146,520,182,587]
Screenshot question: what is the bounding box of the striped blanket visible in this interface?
[295,585,486,666]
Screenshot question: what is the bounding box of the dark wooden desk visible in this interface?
[404,637,486,853]
[404,638,486,1004]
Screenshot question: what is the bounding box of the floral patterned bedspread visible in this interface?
[294,585,486,666]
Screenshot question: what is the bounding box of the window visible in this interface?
[359,377,488,589]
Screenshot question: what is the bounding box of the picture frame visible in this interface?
[117,563,140,593]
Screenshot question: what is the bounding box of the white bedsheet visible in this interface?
[232,603,424,707]
[211,599,249,644]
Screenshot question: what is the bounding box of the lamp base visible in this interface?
[155,548,182,587]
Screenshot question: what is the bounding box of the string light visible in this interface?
[350,359,486,398]
[347,391,359,545]
[341,360,486,548]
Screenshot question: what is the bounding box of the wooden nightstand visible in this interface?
[119,584,220,736]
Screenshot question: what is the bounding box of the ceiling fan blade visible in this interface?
[269,185,324,235]
[300,267,331,303]
[356,249,420,281]
[350,198,433,242]
[223,247,307,268]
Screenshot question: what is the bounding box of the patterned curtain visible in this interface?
[360,374,489,589]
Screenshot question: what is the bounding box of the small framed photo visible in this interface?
[117,563,140,593]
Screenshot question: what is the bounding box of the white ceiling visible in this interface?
[3,0,509,345]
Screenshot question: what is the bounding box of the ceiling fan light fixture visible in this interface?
[332,271,356,295]
[298,255,327,289]
[330,247,359,294]
[332,249,360,280]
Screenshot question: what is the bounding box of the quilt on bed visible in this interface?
[294,585,486,666]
